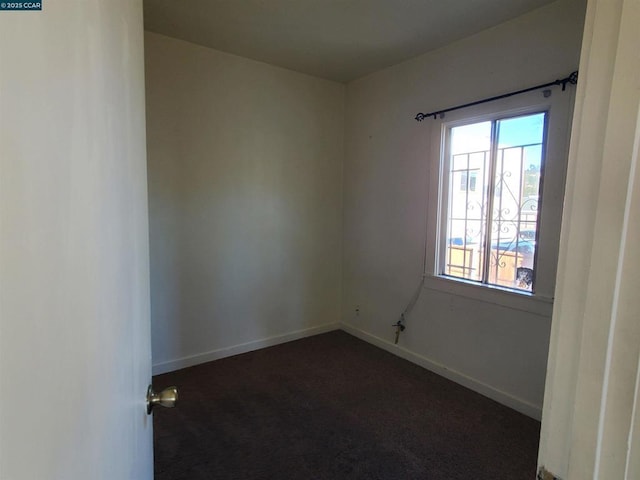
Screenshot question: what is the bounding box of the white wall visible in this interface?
[342,0,585,418]
[145,32,345,374]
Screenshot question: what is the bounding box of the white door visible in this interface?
[0,1,154,479]
[537,0,640,478]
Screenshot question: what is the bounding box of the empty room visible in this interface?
[2,0,639,479]
[144,0,579,477]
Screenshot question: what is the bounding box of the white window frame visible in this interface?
[424,89,574,315]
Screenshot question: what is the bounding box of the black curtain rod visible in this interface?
[414,71,578,122]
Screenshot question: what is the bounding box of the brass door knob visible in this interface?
[147,385,178,414]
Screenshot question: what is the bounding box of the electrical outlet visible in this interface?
[355,305,360,316]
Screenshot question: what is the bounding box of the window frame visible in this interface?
[438,110,549,293]
[424,89,574,315]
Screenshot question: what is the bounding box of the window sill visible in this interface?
[423,275,554,317]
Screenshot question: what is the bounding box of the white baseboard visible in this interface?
[152,322,340,376]
[340,323,542,420]
[153,320,541,420]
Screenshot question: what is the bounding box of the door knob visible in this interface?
[147,385,178,414]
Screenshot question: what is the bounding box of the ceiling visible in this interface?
[143,0,557,83]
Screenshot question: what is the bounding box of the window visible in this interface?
[425,90,573,311]
[439,112,547,293]
[460,172,477,192]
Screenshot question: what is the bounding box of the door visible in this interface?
[537,0,640,478]
[0,1,153,479]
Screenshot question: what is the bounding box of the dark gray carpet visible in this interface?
[153,330,540,479]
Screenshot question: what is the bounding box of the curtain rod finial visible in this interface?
[569,70,578,84]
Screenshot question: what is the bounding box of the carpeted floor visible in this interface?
[153,330,540,480]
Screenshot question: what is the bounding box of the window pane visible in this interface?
[488,113,545,292]
[451,121,491,154]
[444,121,491,282]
